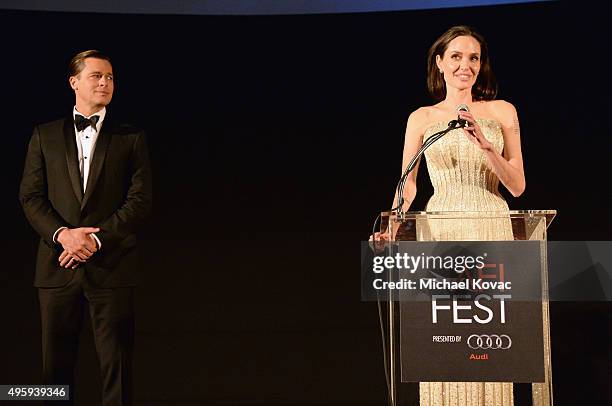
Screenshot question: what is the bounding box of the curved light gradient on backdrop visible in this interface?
[0,0,554,15]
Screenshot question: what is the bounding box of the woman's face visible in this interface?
[436,35,481,92]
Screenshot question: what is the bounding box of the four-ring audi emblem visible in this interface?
[467,334,512,350]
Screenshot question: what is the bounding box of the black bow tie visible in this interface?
[74,114,100,132]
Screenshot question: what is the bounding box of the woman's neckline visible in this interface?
[424,117,501,135]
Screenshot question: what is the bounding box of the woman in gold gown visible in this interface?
[400,26,526,406]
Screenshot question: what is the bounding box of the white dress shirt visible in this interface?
[52,107,105,248]
[74,106,106,191]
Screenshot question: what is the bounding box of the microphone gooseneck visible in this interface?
[393,108,467,217]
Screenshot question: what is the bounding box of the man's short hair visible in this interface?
[68,50,112,79]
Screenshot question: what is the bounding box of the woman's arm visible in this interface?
[372,109,426,242]
[392,108,426,211]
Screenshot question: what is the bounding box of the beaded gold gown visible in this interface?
[417,118,514,406]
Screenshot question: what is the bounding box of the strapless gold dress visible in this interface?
[418,118,513,406]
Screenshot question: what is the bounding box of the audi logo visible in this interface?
[467,334,512,350]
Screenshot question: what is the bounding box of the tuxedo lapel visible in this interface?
[63,118,83,203]
[81,119,111,210]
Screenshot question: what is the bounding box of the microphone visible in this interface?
[456,104,469,128]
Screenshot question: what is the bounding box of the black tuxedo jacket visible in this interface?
[19,114,152,288]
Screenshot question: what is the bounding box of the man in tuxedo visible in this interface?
[19,50,151,405]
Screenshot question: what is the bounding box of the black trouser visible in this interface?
[38,269,134,406]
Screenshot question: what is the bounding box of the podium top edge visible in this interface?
[380,210,557,219]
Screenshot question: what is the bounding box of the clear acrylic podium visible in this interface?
[379,210,556,406]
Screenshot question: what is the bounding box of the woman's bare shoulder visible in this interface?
[482,100,517,127]
[408,105,444,132]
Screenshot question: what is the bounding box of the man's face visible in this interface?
[69,57,114,112]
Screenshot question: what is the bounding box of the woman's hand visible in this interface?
[369,231,390,254]
[459,111,493,152]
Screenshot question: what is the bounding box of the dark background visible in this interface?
[1,1,610,405]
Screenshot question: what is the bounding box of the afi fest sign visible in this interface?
[369,241,546,382]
